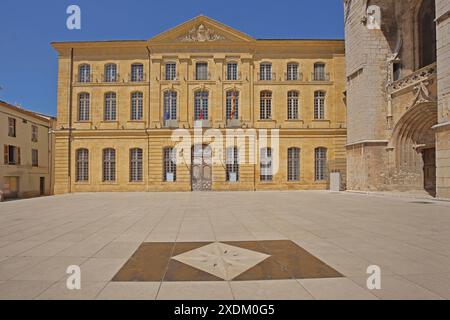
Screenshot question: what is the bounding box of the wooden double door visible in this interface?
[422,148,436,196]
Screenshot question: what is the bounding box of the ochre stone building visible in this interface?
[0,100,55,200]
[51,16,346,193]
[344,0,450,198]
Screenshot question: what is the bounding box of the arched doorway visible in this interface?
[392,102,437,196]
[191,144,212,191]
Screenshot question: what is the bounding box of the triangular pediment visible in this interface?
[148,16,255,43]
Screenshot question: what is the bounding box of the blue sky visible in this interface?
[0,0,344,116]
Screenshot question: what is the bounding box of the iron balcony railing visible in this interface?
[285,72,304,81]
[311,72,331,81]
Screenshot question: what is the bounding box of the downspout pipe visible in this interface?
[68,48,74,193]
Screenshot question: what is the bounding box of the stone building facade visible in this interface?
[0,100,55,200]
[344,0,450,198]
[51,16,346,194]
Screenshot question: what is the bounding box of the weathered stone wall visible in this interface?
[436,0,450,198]
[344,0,450,196]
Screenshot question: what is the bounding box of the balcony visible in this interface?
[162,72,180,81]
[75,74,91,83]
[225,72,242,81]
[102,73,121,83]
[163,119,179,129]
[258,72,276,81]
[194,119,211,128]
[311,73,331,82]
[226,119,242,128]
[128,73,147,82]
[195,72,212,81]
[285,72,304,81]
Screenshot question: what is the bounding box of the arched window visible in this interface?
[313,63,326,81]
[131,92,143,121]
[314,91,325,120]
[226,146,239,182]
[194,91,209,120]
[164,91,177,121]
[76,149,89,182]
[227,62,238,81]
[78,64,91,83]
[287,63,299,81]
[315,147,327,181]
[287,91,299,120]
[104,92,117,121]
[260,91,272,120]
[102,148,116,182]
[131,63,144,82]
[163,147,177,182]
[226,90,239,120]
[165,62,177,81]
[78,93,90,121]
[260,147,273,182]
[260,63,272,80]
[130,148,143,182]
[418,0,436,68]
[288,148,300,181]
[104,63,117,82]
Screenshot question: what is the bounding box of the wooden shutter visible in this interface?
[3,145,8,164]
[17,147,21,165]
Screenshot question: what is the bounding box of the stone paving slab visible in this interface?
[0,191,449,300]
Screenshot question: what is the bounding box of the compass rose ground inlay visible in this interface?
[112,240,343,282]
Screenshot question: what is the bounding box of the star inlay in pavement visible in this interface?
[171,242,271,280]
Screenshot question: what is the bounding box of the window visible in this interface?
[226,146,239,182]
[130,148,143,182]
[287,91,299,120]
[76,149,89,182]
[418,0,436,68]
[227,62,238,81]
[314,91,325,120]
[315,147,327,181]
[196,62,208,80]
[105,64,117,82]
[32,149,39,167]
[287,63,299,81]
[194,91,209,120]
[31,125,38,142]
[260,63,272,80]
[131,92,143,121]
[163,147,177,182]
[314,63,326,81]
[164,91,177,121]
[165,63,177,81]
[103,148,116,182]
[287,148,300,181]
[78,93,90,121]
[3,145,20,165]
[131,64,144,82]
[393,63,402,81]
[78,64,91,83]
[104,92,117,121]
[8,118,16,137]
[260,147,273,181]
[260,91,272,120]
[226,90,239,120]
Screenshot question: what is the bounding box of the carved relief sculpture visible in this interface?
[179,24,226,42]
[366,5,381,30]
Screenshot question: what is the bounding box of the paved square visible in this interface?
[0,191,449,300]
